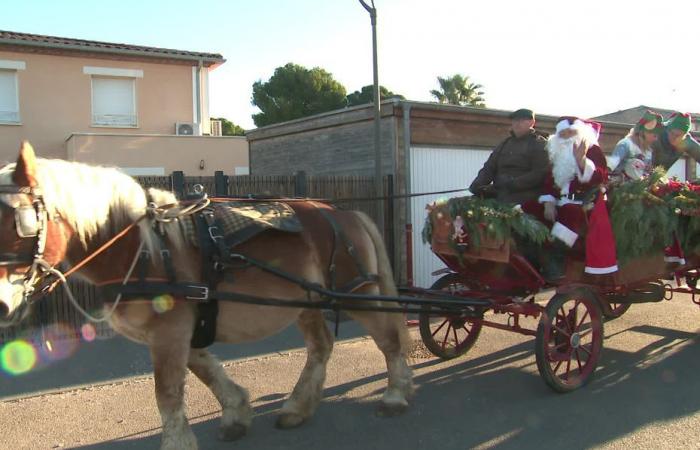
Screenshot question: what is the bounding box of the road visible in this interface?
[2,295,700,449]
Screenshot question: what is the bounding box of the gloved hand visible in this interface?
[543,201,557,222]
[475,184,496,198]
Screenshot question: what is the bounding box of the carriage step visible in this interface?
[605,283,666,304]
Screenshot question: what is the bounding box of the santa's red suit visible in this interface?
[538,117,618,274]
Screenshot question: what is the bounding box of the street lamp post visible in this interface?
[358,0,384,232]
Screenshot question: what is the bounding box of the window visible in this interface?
[91,76,137,127]
[85,66,142,127]
[0,69,20,124]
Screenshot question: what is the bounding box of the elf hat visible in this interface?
[636,110,664,135]
[585,193,618,275]
[665,112,692,134]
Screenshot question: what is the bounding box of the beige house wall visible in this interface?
[66,134,249,176]
[0,50,196,162]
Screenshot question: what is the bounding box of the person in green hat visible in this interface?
[609,109,665,181]
[651,112,700,171]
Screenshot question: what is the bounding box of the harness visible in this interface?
[0,184,49,318]
[100,199,379,348]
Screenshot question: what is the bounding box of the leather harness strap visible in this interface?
[104,202,382,349]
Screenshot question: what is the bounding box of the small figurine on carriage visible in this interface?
[421,111,700,392]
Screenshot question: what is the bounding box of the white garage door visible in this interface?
[409,146,490,288]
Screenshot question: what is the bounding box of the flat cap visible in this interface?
[509,108,535,120]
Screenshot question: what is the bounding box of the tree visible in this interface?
[346,85,405,106]
[430,74,486,107]
[251,63,347,127]
[211,117,245,136]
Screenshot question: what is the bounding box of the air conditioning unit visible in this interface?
[175,122,200,136]
[210,119,223,137]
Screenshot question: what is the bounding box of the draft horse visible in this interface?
[0,142,413,450]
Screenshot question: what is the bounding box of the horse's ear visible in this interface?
[13,141,38,188]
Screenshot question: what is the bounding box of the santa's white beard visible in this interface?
[547,135,579,191]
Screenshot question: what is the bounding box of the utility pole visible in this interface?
[358,0,384,232]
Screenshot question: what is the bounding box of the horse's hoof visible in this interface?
[275,412,307,429]
[218,423,248,441]
[375,402,408,417]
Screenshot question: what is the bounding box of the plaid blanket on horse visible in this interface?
[179,201,303,248]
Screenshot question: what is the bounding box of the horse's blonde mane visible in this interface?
[0,159,185,253]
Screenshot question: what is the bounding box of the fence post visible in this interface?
[171,171,185,199]
[214,171,228,197]
[294,170,307,197]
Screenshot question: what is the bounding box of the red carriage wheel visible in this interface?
[535,288,604,393]
[419,274,483,360]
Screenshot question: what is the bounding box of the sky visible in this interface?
[2,0,698,130]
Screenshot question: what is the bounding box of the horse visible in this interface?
[0,142,414,450]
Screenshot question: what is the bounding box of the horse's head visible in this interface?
[0,142,71,326]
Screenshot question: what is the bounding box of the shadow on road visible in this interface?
[0,319,367,400]
[72,323,700,450]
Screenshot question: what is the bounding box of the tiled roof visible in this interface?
[0,30,224,66]
[592,105,700,125]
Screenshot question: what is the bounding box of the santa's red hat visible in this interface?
[585,192,618,274]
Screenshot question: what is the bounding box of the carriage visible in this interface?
[3,141,700,449]
[415,187,700,393]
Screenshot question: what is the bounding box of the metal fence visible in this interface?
[0,172,387,343]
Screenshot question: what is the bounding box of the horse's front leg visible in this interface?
[149,305,198,450]
[188,349,252,441]
[277,309,334,429]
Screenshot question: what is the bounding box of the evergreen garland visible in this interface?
[608,168,676,264]
[422,196,550,250]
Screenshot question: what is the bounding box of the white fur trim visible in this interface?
[585,264,619,274]
[557,198,583,206]
[551,222,578,247]
[576,158,595,183]
[664,256,686,264]
[539,194,556,203]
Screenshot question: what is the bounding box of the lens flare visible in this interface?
[40,323,79,362]
[81,323,97,342]
[153,295,175,313]
[1,340,38,376]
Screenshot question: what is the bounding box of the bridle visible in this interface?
[0,184,49,319]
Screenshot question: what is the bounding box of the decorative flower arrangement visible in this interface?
[422,196,549,253]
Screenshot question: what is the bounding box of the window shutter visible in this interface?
[92,77,136,126]
[0,70,19,123]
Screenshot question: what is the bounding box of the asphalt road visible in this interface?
[3,295,700,449]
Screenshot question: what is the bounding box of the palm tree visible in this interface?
[430,74,486,107]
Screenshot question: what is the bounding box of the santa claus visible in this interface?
[538,117,617,275]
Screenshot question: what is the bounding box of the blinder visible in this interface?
[15,205,40,238]
[0,183,49,302]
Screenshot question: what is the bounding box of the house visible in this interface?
[247,100,698,287]
[0,30,248,175]
[592,105,700,132]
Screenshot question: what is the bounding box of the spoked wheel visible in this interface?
[419,273,483,360]
[535,289,604,393]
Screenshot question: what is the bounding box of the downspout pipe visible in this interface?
[195,60,203,129]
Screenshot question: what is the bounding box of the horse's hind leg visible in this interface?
[277,309,334,429]
[346,310,414,416]
[188,349,252,441]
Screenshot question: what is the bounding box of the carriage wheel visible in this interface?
[419,274,483,360]
[535,288,603,393]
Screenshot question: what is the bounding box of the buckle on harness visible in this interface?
[208,226,224,241]
[186,285,209,301]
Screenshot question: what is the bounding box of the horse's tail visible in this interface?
[351,211,412,354]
